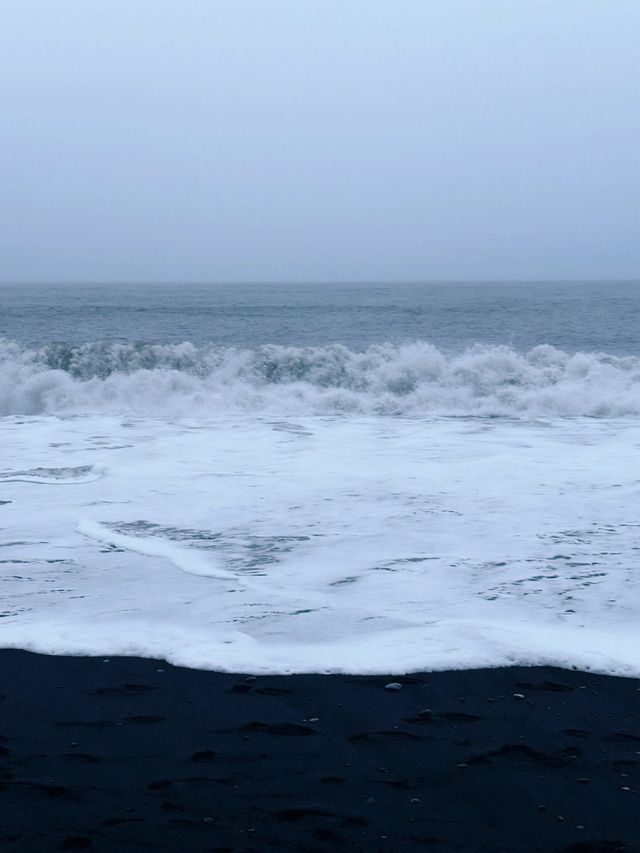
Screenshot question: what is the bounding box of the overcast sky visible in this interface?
[1,1,639,282]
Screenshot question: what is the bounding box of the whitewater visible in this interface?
[1,283,639,675]
[2,338,640,418]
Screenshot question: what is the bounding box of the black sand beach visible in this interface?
[0,651,638,852]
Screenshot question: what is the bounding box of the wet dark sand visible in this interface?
[0,650,639,852]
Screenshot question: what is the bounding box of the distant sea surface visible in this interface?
[2,280,639,352]
[1,281,639,675]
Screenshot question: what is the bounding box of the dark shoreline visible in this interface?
[0,651,638,852]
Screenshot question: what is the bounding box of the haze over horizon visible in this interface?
[2,0,639,284]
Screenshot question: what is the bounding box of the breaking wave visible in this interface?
[1,338,639,418]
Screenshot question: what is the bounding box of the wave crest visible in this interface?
[1,338,639,417]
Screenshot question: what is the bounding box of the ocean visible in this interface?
[1,281,639,674]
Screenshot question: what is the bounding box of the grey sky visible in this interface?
[1,0,639,282]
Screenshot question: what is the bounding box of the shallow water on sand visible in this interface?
[1,413,638,674]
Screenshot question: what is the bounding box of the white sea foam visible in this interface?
[1,413,639,675]
[0,464,106,485]
[77,520,244,582]
[1,338,639,418]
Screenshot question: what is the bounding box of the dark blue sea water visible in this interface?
[1,281,639,353]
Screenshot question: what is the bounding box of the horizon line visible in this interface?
[1,278,639,287]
